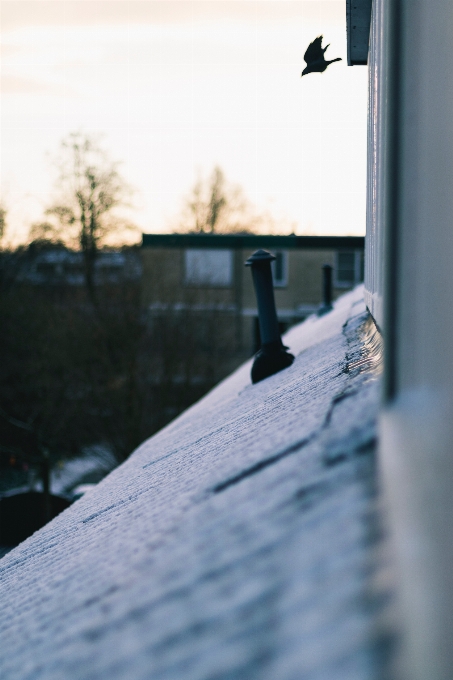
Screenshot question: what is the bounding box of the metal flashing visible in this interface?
[142,233,365,251]
[346,0,373,65]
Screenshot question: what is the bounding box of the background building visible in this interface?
[141,234,364,370]
[13,246,141,287]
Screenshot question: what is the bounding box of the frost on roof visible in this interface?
[0,286,394,680]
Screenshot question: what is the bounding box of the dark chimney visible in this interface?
[318,264,333,316]
[245,250,294,384]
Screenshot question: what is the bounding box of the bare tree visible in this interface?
[176,165,293,235]
[177,166,252,234]
[0,204,7,243]
[206,166,227,232]
[31,132,136,301]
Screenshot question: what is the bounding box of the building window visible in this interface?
[184,249,233,287]
[334,250,363,288]
[271,251,288,287]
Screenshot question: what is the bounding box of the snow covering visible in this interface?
[0,286,392,680]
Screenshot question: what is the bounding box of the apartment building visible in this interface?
[141,233,364,362]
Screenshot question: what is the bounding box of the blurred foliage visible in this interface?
[0,204,6,242]
[0,244,232,480]
[30,132,138,302]
[173,165,295,235]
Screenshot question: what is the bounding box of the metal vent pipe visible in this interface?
[318,264,333,316]
[245,250,294,383]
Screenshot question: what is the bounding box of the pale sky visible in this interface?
[1,1,368,244]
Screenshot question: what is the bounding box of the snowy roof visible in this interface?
[0,286,391,680]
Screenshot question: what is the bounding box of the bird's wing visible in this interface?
[304,36,324,64]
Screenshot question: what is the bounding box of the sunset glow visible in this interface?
[1,1,368,244]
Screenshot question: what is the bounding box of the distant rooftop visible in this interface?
[12,248,142,286]
[142,233,365,250]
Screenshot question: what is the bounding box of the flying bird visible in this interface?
[301,36,342,76]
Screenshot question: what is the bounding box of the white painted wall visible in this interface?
[369,2,453,679]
